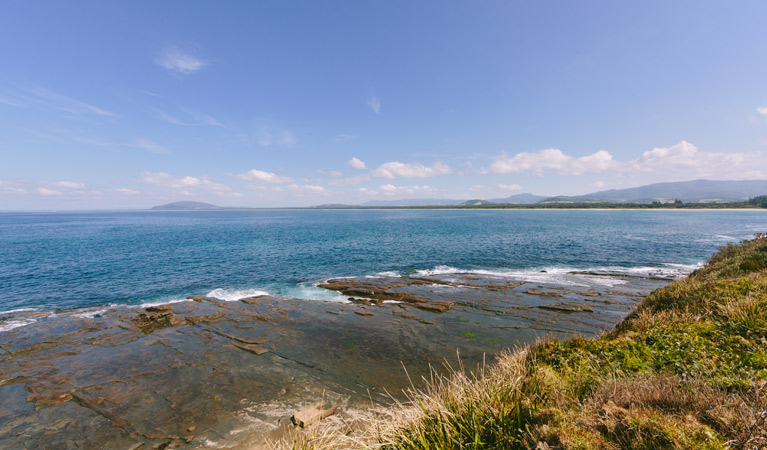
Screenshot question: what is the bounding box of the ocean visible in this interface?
[0,209,764,316]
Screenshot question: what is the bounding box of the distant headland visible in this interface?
[149,179,767,211]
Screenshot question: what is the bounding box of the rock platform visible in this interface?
[0,271,670,448]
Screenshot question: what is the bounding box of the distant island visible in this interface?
[150,201,223,210]
[150,179,767,210]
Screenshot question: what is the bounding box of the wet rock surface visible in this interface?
[0,271,669,449]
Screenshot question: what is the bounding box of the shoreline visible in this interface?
[283,236,767,449]
[0,269,670,448]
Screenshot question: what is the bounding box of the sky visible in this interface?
[1,1,767,209]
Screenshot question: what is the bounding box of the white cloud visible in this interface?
[367,96,381,115]
[135,138,170,154]
[360,184,438,196]
[349,157,367,170]
[155,46,206,75]
[114,188,140,195]
[628,141,767,179]
[140,171,230,191]
[497,183,522,192]
[485,148,617,176]
[372,161,452,179]
[758,106,767,116]
[54,181,86,189]
[37,187,62,196]
[468,185,490,192]
[592,181,607,188]
[234,169,293,184]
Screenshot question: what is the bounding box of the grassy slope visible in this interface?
[284,236,767,450]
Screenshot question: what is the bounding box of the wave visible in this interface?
[72,308,110,319]
[205,288,270,302]
[283,284,350,303]
[0,307,39,315]
[0,318,37,333]
[411,262,701,287]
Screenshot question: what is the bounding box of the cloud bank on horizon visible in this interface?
[1,2,766,209]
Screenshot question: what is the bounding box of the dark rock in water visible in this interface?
[319,278,453,312]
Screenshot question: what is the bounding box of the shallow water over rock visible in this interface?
[0,271,669,449]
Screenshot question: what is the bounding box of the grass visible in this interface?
[275,235,767,450]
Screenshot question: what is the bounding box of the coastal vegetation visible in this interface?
[281,235,767,449]
[310,197,767,210]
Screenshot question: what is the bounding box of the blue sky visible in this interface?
[1,1,766,209]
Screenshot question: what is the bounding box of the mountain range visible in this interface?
[151,179,767,209]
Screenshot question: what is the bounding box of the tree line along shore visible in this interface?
[280,235,767,449]
[309,196,767,210]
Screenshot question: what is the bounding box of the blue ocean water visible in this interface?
[0,209,764,313]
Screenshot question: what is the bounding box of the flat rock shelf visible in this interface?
[0,271,671,449]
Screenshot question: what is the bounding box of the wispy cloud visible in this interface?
[37,187,62,196]
[135,138,170,154]
[758,106,767,116]
[6,85,116,119]
[0,181,26,195]
[359,184,438,196]
[151,108,189,126]
[140,171,230,191]
[468,184,522,194]
[233,169,293,184]
[287,184,328,194]
[348,157,367,170]
[333,133,359,143]
[367,96,381,115]
[155,45,207,75]
[317,169,343,177]
[372,161,452,179]
[54,181,86,189]
[114,188,140,195]
[327,173,371,186]
[181,108,225,127]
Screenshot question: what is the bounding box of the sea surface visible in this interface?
[0,209,764,317]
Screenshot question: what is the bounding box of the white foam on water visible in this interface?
[283,283,350,303]
[376,271,402,277]
[412,262,702,287]
[0,318,37,332]
[72,308,109,319]
[137,298,191,309]
[0,307,38,315]
[206,288,270,302]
